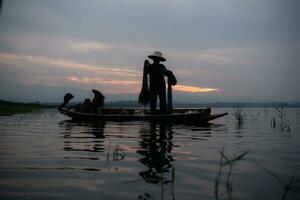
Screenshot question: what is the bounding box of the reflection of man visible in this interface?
[144,51,175,114]
[138,123,174,184]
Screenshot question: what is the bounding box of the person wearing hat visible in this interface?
[143,51,174,114]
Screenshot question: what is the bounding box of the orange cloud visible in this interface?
[174,85,219,93]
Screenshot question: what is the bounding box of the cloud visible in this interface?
[70,41,114,52]
[67,76,140,94]
[70,40,149,53]
[168,48,251,67]
[0,53,140,78]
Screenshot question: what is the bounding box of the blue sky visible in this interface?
[0,0,299,102]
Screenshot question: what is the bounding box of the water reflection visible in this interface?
[138,123,175,184]
[1,109,299,199]
[59,120,106,153]
[57,120,226,199]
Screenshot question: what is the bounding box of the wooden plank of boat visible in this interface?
[59,107,228,123]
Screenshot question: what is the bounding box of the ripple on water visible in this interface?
[0,108,300,200]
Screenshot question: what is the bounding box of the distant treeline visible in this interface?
[0,99,56,115]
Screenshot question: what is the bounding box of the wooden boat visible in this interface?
[59,107,227,123]
[58,93,228,123]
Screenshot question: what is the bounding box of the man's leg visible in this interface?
[159,90,167,114]
[150,91,157,114]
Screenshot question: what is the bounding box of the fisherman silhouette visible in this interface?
[139,51,176,114]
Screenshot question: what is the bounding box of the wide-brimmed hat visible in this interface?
[148,51,166,62]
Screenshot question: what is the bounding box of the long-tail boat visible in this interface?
[58,93,228,123]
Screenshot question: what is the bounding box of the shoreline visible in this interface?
[0,100,56,116]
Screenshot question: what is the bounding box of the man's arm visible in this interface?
[161,65,172,77]
[161,64,177,85]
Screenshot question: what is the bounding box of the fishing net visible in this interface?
[138,63,150,105]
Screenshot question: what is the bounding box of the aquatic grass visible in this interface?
[171,167,175,200]
[281,171,298,200]
[106,139,111,161]
[214,147,224,200]
[271,117,276,129]
[275,104,287,124]
[214,148,249,200]
[232,104,247,127]
[112,145,125,161]
[138,192,154,200]
[272,104,291,133]
[221,150,249,166]
[106,141,125,161]
[250,160,300,200]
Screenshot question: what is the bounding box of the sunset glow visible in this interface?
[0,53,220,94]
[174,85,219,93]
[67,76,219,94]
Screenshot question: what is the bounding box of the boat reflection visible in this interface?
[59,120,106,153]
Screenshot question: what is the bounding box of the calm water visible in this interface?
[0,108,300,200]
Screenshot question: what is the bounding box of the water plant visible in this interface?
[214,148,249,200]
[251,160,300,200]
[138,192,154,200]
[112,145,125,161]
[171,167,175,200]
[106,141,125,161]
[272,104,291,132]
[232,104,247,127]
[271,116,276,129]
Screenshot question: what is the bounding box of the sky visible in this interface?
[0,0,299,103]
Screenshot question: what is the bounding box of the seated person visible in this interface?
[78,98,91,113]
[91,89,105,114]
[75,90,105,114]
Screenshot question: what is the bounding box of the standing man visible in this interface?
[144,51,173,114]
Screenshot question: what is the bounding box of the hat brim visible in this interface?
[148,55,166,62]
